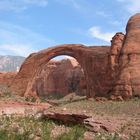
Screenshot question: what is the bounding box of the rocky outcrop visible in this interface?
[42,111,90,124]
[10,13,140,100]
[39,111,119,132]
[112,13,140,99]
[110,32,125,71]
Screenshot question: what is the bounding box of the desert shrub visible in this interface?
[25,97,36,102]
[56,125,85,140]
[40,96,47,102]
[94,132,120,140]
[0,130,8,140]
[41,120,54,140]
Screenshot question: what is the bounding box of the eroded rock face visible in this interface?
[10,13,140,100]
[112,13,140,99]
[110,32,125,71]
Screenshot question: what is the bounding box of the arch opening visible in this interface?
[36,55,87,100]
[23,44,91,100]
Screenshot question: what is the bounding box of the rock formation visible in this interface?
[10,45,110,99]
[112,13,140,99]
[38,111,119,132]
[9,13,140,100]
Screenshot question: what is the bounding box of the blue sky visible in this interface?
[0,0,139,56]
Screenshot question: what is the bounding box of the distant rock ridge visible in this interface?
[0,55,25,72]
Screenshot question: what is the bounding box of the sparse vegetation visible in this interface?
[0,115,86,140]
[56,125,85,140]
[94,132,120,140]
[25,97,36,102]
[46,97,140,139]
[0,90,139,139]
[51,98,140,117]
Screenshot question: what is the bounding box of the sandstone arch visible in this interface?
[10,44,111,99]
[25,44,88,98]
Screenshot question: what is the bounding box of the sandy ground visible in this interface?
[0,101,51,115]
[0,98,139,139]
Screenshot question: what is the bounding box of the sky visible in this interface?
[0,0,140,57]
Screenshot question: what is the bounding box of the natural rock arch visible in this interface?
[24,44,92,99]
[28,48,88,98]
[31,44,87,77]
[11,44,98,99]
[10,43,112,100]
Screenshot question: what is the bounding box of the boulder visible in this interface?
[39,111,119,132]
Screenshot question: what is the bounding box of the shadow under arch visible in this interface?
[24,44,91,99]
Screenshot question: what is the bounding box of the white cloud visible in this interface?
[117,0,140,13]
[89,26,115,42]
[0,21,55,56]
[0,0,48,12]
